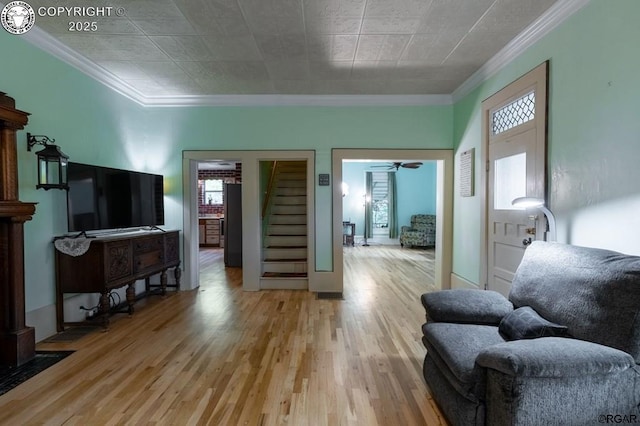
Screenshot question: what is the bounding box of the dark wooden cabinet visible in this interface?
[0,92,36,367]
[55,230,181,331]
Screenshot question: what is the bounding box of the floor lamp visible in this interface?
[511,197,557,242]
[363,195,370,246]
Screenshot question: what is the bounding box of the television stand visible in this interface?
[54,230,181,331]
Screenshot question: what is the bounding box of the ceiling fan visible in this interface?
[371,161,423,170]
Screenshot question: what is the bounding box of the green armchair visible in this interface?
[400,214,436,248]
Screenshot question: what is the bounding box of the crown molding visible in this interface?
[141,94,452,107]
[14,0,588,107]
[21,26,148,106]
[452,0,590,102]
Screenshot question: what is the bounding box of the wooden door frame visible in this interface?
[479,61,549,290]
[332,149,454,292]
[182,150,316,292]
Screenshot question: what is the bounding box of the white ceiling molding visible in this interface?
[142,94,453,108]
[452,0,590,102]
[14,0,588,108]
[22,25,148,106]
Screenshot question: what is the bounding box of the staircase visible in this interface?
[261,161,308,289]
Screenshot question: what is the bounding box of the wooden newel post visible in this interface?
[0,92,37,367]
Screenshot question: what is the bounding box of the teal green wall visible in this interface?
[452,0,640,285]
[2,32,150,311]
[1,31,452,316]
[8,0,637,329]
[342,161,437,236]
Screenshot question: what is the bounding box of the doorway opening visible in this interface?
[182,150,316,292]
[196,160,242,290]
[259,160,310,290]
[332,149,454,293]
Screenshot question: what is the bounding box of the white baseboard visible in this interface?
[26,303,57,343]
[26,293,100,342]
[450,273,480,290]
[26,279,162,342]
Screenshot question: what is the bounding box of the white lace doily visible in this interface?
[54,238,92,257]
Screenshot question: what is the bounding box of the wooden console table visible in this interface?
[54,230,181,331]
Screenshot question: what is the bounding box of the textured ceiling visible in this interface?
[22,0,559,99]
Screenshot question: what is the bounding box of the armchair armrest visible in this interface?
[478,338,639,425]
[421,289,513,325]
[477,337,635,377]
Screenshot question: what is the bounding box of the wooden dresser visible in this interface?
[55,230,181,331]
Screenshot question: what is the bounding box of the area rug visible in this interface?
[0,351,74,397]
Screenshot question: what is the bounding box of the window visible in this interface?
[491,90,535,135]
[203,179,223,205]
[371,171,389,231]
[494,152,526,210]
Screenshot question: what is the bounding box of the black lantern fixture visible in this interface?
[26,133,69,190]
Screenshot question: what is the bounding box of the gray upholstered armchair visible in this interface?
[400,214,436,248]
[420,242,640,426]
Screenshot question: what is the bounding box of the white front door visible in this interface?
[484,62,548,296]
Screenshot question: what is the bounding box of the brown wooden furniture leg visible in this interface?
[174,264,182,290]
[99,291,110,329]
[126,282,136,314]
[160,270,167,296]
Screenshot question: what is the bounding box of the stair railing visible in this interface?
[261,160,278,220]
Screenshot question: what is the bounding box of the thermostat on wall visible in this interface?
[318,173,330,186]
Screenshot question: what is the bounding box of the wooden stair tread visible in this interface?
[263,162,309,276]
[261,272,308,278]
[263,258,307,262]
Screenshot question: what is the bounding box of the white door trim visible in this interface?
[182,150,316,292]
[332,149,454,293]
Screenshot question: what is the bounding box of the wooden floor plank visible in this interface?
[0,245,446,425]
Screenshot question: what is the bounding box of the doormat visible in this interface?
[0,351,74,396]
[317,292,343,300]
[43,326,101,343]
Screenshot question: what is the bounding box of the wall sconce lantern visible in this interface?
[27,133,69,190]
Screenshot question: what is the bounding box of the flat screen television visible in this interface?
[66,162,164,232]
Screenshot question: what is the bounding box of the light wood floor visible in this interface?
[0,245,446,425]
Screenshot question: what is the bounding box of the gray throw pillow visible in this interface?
[499,306,569,341]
